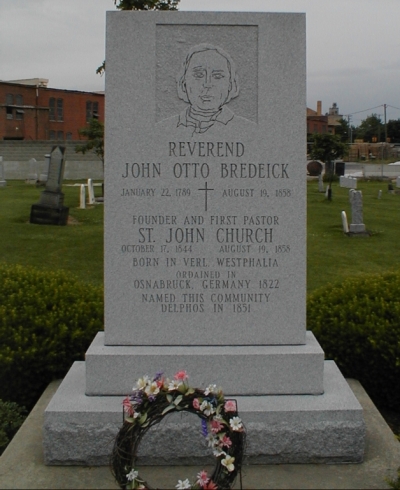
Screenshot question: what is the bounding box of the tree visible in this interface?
[75,119,104,165]
[387,119,400,144]
[354,113,384,143]
[334,118,351,143]
[97,0,180,75]
[309,133,348,199]
[309,133,348,166]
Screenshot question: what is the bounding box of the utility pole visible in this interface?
[384,103,387,141]
[384,104,388,159]
[347,114,352,143]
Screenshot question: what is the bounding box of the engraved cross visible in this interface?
[198,182,214,212]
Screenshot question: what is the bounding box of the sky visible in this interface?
[0,0,399,126]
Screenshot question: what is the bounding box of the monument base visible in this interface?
[86,331,324,396]
[30,204,69,226]
[349,223,366,233]
[43,361,365,466]
[0,180,6,187]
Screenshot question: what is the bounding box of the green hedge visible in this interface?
[0,400,26,455]
[308,271,400,410]
[0,263,103,410]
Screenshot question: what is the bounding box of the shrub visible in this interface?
[308,271,400,410]
[0,400,26,455]
[0,263,103,410]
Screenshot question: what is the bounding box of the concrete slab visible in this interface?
[86,331,324,395]
[0,376,399,489]
[1,375,399,489]
[42,361,364,466]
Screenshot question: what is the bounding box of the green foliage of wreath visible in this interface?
[111,371,245,490]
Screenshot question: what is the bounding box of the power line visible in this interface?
[343,105,384,117]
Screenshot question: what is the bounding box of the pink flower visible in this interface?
[122,397,133,416]
[221,435,232,448]
[210,419,224,433]
[203,480,218,490]
[193,398,200,410]
[196,470,209,487]
[174,370,188,381]
[224,400,237,412]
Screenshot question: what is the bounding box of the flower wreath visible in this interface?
[111,371,245,490]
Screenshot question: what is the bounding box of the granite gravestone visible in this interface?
[43,12,365,466]
[349,189,366,233]
[30,146,69,225]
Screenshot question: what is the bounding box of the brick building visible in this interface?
[0,78,104,141]
[307,101,343,135]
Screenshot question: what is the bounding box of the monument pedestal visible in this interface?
[85,331,324,396]
[30,204,69,226]
[43,359,365,466]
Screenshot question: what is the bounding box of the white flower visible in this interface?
[204,384,217,395]
[200,400,215,416]
[205,433,219,448]
[133,411,140,419]
[136,376,149,390]
[213,447,226,457]
[126,468,139,481]
[229,416,243,431]
[168,379,182,391]
[144,381,160,397]
[221,455,235,472]
[176,478,191,489]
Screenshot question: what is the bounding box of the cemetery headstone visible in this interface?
[340,175,357,189]
[43,12,365,466]
[341,210,349,233]
[318,173,324,193]
[80,184,86,209]
[378,189,382,199]
[87,178,95,205]
[0,157,6,187]
[26,158,38,184]
[349,189,366,233]
[30,146,69,225]
[396,177,400,188]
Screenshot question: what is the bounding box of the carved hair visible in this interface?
[176,43,240,104]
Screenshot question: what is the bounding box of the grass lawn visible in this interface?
[0,180,104,285]
[307,178,400,291]
[1,178,400,291]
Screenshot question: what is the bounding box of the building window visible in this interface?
[86,101,92,122]
[16,109,24,121]
[57,98,63,121]
[49,130,56,140]
[5,94,13,119]
[92,102,99,119]
[15,94,23,106]
[66,132,72,140]
[86,100,99,121]
[49,97,63,121]
[49,98,56,121]
[57,131,64,140]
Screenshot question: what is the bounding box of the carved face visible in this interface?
[184,50,231,113]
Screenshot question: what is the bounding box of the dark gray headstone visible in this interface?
[30,146,69,225]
